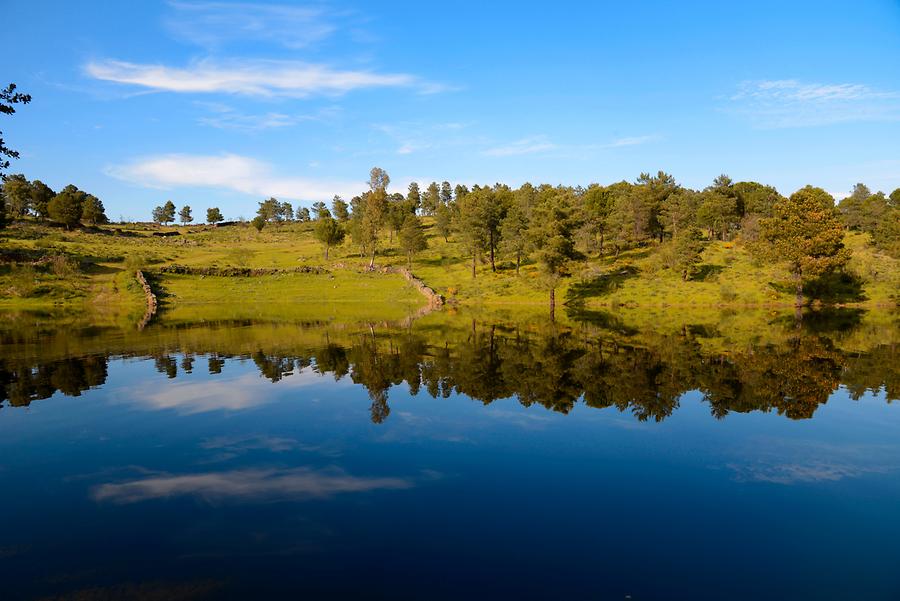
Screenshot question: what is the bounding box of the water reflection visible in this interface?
[1,309,897,422]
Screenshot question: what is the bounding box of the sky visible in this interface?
[5,0,900,220]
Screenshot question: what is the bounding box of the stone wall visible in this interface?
[135,270,157,330]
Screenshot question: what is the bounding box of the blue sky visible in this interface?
[5,0,900,220]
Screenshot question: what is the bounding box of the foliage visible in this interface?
[30,180,54,219]
[313,215,345,259]
[398,214,427,267]
[1,173,30,216]
[331,196,349,221]
[206,207,224,224]
[760,186,850,304]
[0,83,31,177]
[81,194,108,225]
[178,205,193,225]
[48,188,84,229]
[251,215,266,232]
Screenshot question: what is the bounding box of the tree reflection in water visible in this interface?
[1,310,897,422]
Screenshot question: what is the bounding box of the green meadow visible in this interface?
[1,218,898,318]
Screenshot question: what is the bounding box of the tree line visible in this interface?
[0,174,108,229]
[303,168,900,311]
[155,166,898,312]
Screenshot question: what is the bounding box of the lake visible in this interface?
[1,307,898,600]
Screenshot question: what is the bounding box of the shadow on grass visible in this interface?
[769,272,868,305]
[565,266,639,305]
[693,264,725,282]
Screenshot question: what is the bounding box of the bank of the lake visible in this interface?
[1,220,898,313]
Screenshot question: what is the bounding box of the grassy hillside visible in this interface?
[1,218,898,313]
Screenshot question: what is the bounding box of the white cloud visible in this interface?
[482,136,557,157]
[607,135,659,147]
[165,1,338,49]
[729,79,900,127]
[371,121,474,156]
[195,102,340,131]
[93,467,413,503]
[85,58,436,98]
[107,153,367,202]
[481,134,659,157]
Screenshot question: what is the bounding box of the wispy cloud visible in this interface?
[481,134,659,157]
[195,102,340,131]
[607,134,659,147]
[85,58,439,98]
[165,1,340,49]
[482,136,558,157]
[371,121,472,156]
[728,79,900,127]
[92,467,413,504]
[107,152,366,201]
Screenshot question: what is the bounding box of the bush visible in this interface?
[49,255,79,277]
[719,284,739,303]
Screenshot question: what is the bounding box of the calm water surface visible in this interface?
[1,309,899,600]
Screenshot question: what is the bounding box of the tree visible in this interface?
[1,83,31,178]
[207,207,224,224]
[81,195,107,225]
[527,189,581,317]
[890,188,900,209]
[251,215,266,232]
[162,200,176,225]
[313,215,345,259]
[296,206,311,222]
[440,181,452,205]
[838,183,888,233]
[398,214,427,268]
[257,197,281,223]
[607,187,653,255]
[500,200,531,274]
[178,205,193,225]
[733,181,783,218]
[760,186,850,307]
[362,167,390,268]
[30,180,54,220]
[454,189,489,278]
[1,174,30,217]
[659,189,701,240]
[422,181,440,215]
[664,226,705,280]
[406,183,421,213]
[332,195,350,221]
[279,201,294,222]
[311,201,328,220]
[48,189,84,229]
[152,206,166,224]
[696,190,739,240]
[872,209,900,259]
[434,202,453,242]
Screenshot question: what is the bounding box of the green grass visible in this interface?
[1,219,897,313]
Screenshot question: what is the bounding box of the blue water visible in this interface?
[1,344,899,600]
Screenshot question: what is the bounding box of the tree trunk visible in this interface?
[549,287,556,321]
[369,247,376,269]
[490,231,496,272]
[407,252,412,269]
[599,231,604,255]
[515,253,520,276]
[471,253,476,279]
[325,246,329,259]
